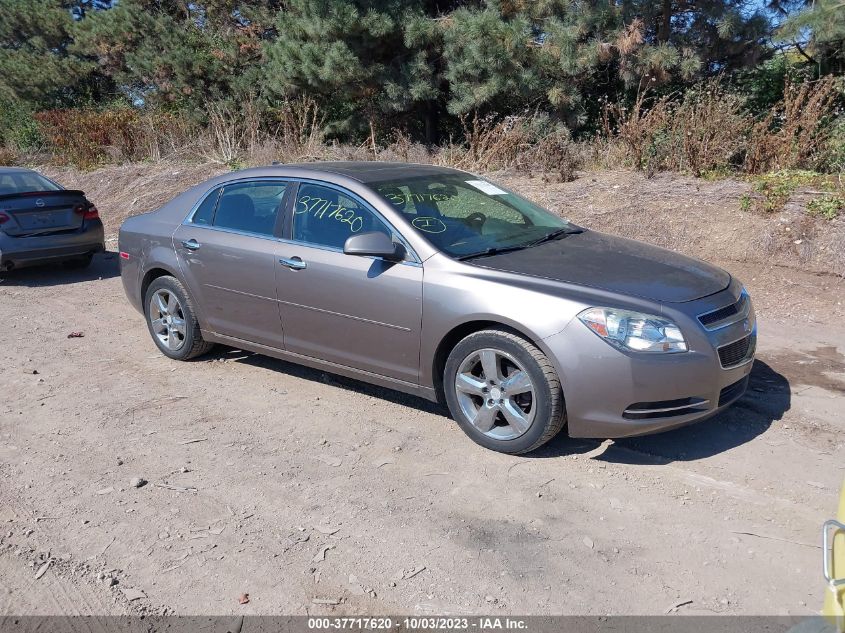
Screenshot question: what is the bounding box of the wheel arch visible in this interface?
[430,319,552,404]
[140,266,181,311]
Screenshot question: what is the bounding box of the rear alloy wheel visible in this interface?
[444,329,565,454]
[144,276,213,360]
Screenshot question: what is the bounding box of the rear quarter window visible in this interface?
[191,189,220,226]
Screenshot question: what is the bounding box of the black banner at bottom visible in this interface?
[0,616,840,633]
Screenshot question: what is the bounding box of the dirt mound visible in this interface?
[40,162,844,277]
[496,169,845,279]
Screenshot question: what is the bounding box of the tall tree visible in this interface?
[622,1,771,71]
[0,0,100,107]
[778,0,845,73]
[262,0,441,144]
[71,1,280,111]
[440,1,771,126]
[441,6,539,116]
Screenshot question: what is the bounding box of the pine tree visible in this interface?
[262,0,441,144]
[71,1,280,111]
[441,6,539,115]
[778,0,845,73]
[438,1,771,125]
[0,0,96,107]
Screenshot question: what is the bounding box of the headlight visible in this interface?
[577,307,687,353]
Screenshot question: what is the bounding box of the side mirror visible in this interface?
[343,231,404,261]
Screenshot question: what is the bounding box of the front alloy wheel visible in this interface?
[444,328,566,454]
[454,348,536,440]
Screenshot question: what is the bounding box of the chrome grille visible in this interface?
[699,293,749,329]
[718,333,756,368]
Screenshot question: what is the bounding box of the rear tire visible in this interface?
[144,275,214,360]
[443,328,565,454]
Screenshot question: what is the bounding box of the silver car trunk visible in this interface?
[0,191,87,237]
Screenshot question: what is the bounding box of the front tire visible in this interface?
[443,329,565,454]
[144,275,214,360]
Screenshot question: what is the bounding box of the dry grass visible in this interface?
[745,76,841,174]
[602,81,746,176]
[0,146,17,166]
[448,112,584,180]
[33,108,197,169]
[15,75,843,186]
[21,105,587,182]
[603,76,843,177]
[602,91,671,176]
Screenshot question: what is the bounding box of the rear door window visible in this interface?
[211,181,287,236]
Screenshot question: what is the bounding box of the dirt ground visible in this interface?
[1,167,844,617]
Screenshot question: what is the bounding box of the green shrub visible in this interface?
[745,169,842,216]
[807,194,845,219]
[823,115,845,172]
[749,170,820,213]
[0,100,43,151]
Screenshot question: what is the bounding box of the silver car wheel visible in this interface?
[454,348,536,440]
[149,289,187,352]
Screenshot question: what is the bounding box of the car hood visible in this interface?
[471,230,731,303]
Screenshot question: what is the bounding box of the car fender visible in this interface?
[420,305,575,393]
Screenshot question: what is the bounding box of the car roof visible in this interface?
[248,161,468,184]
[0,167,38,175]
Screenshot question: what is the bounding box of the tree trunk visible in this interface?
[369,118,377,157]
[659,0,672,43]
[424,101,440,147]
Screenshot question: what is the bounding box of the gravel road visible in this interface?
[0,246,843,617]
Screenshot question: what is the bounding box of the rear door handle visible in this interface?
[181,239,201,251]
[279,256,307,270]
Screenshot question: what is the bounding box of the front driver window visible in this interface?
[293,183,391,250]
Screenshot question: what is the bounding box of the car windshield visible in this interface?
[371,174,574,258]
[0,171,62,196]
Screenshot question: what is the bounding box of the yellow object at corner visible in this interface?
[824,479,845,632]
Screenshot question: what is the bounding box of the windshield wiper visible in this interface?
[525,226,583,247]
[455,227,583,262]
[455,243,534,261]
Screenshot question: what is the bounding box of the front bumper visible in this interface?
[544,283,755,438]
[0,220,105,269]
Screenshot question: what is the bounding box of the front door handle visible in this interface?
[181,239,201,251]
[279,256,307,270]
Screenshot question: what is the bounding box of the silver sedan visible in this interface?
[119,162,755,454]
